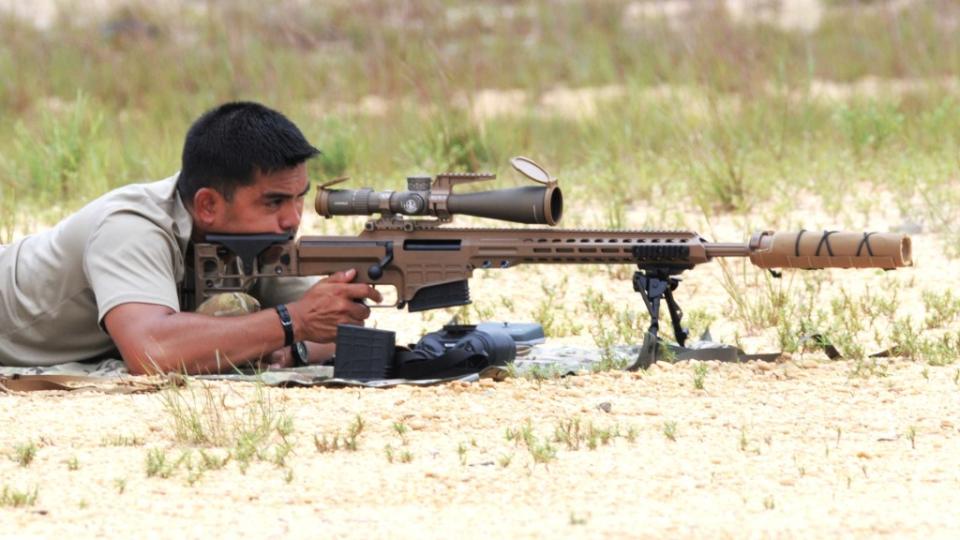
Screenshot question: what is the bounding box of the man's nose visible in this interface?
[278,203,302,231]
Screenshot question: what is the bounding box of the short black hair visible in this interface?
[177,102,320,204]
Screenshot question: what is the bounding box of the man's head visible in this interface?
[177,102,320,236]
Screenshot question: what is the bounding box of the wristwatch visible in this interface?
[291,341,309,367]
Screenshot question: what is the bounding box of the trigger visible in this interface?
[367,242,394,280]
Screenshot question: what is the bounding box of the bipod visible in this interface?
[631,266,689,370]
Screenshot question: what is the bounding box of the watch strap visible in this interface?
[275,304,295,347]
[292,341,309,367]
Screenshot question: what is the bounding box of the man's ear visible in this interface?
[192,187,224,227]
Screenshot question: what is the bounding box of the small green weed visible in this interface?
[392,422,409,444]
[146,448,174,479]
[199,450,228,470]
[314,415,366,454]
[693,363,708,390]
[272,440,294,467]
[663,421,678,442]
[384,445,395,463]
[505,420,537,448]
[345,415,365,451]
[102,434,145,447]
[13,442,36,467]
[529,441,557,465]
[554,418,583,450]
[923,290,960,329]
[0,486,38,508]
[314,433,341,453]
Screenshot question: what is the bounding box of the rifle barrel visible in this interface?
[703,243,751,258]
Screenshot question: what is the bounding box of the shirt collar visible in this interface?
[167,173,194,254]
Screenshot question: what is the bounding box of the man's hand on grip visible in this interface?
[287,268,382,343]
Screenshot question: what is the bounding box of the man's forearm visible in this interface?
[129,309,289,374]
[106,272,378,375]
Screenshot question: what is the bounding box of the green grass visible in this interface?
[692,363,708,390]
[662,421,678,442]
[145,448,174,479]
[4,1,960,243]
[157,378,295,476]
[313,414,366,454]
[12,441,37,467]
[0,485,38,508]
[101,434,145,447]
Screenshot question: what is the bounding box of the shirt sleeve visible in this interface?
[83,212,183,324]
[252,275,320,308]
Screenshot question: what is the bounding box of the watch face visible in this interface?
[294,342,309,365]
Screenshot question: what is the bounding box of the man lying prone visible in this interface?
[0,102,381,374]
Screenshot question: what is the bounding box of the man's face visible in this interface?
[197,164,309,236]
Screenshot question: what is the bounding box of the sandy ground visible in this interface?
[1,359,958,539]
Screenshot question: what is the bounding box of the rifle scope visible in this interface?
[316,174,564,225]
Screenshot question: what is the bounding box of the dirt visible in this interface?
[1,357,958,539]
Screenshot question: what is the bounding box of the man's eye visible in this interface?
[267,199,283,208]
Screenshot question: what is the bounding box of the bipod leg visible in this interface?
[632,272,669,370]
[634,331,659,371]
[663,282,689,348]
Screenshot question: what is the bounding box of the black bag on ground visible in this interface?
[333,324,518,380]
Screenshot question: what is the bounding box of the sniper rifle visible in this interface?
[194,157,912,368]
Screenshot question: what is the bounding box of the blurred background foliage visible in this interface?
[1,0,958,243]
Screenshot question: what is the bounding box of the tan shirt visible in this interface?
[0,175,315,366]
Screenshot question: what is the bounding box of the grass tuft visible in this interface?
[13,442,37,467]
[0,486,38,508]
